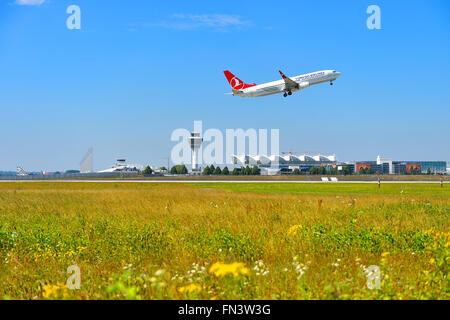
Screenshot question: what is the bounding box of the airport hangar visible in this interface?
[231,154,447,175]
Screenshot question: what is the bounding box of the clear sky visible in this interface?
[1,0,449,171]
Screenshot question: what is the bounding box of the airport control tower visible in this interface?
[189,132,203,173]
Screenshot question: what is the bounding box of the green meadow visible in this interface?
[0,182,448,299]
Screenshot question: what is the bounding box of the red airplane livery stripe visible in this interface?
[223,70,257,90]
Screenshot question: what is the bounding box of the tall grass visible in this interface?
[0,182,448,299]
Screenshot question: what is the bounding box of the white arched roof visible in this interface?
[313,155,332,162]
[231,154,336,166]
[231,155,247,165]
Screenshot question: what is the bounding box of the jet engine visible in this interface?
[299,81,310,89]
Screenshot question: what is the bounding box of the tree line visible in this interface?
[203,165,260,176]
[305,165,352,175]
[141,164,431,176]
[358,167,374,174]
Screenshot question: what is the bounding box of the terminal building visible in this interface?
[98,159,143,173]
[232,154,447,175]
[351,155,447,174]
[231,154,346,175]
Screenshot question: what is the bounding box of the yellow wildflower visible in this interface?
[287,225,302,236]
[42,283,69,299]
[65,250,75,257]
[381,252,390,257]
[77,246,87,252]
[178,283,202,293]
[209,262,250,277]
[429,258,435,265]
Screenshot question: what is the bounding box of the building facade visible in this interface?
[232,154,338,172]
[232,154,447,175]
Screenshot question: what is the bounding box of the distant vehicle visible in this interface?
[16,166,29,176]
[224,69,341,97]
[98,159,143,173]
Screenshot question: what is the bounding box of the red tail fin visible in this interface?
[223,70,256,90]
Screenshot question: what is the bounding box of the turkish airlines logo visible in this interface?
[230,77,244,90]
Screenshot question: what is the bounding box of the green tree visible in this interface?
[213,166,222,175]
[367,167,374,174]
[309,167,318,175]
[427,168,431,175]
[222,166,229,175]
[232,168,239,175]
[292,168,300,175]
[202,166,211,175]
[245,166,252,175]
[209,165,215,174]
[142,165,153,175]
[410,166,419,175]
[179,165,188,174]
[343,166,351,175]
[251,166,260,175]
[171,165,188,174]
[319,166,327,175]
[160,166,167,171]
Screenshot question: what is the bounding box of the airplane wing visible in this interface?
[279,70,299,91]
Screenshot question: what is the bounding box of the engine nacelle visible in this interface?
[299,81,310,89]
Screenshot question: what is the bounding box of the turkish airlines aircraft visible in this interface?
[224,69,341,97]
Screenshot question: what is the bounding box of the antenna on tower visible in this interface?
[80,147,94,173]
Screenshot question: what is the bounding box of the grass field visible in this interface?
[0,182,448,300]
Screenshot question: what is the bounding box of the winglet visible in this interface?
[279,70,299,90]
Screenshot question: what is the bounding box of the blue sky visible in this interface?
[0,0,449,171]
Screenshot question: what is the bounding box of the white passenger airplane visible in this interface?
[224,69,341,97]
